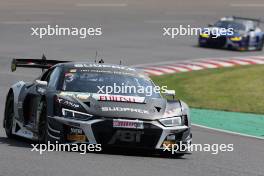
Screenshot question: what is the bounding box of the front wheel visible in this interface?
[38,100,48,143]
[38,100,60,144]
[4,92,15,138]
[159,151,185,158]
[257,38,264,51]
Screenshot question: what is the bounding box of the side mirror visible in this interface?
[35,80,47,95]
[164,90,176,99]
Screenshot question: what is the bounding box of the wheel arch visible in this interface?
[3,89,14,128]
[10,81,27,119]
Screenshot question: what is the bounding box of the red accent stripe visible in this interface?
[143,71,158,76]
[158,66,181,72]
[186,63,208,69]
[233,58,257,65]
[217,59,241,66]
[184,62,209,69]
[145,67,168,74]
[198,60,222,67]
[162,62,208,69]
[170,64,193,71]
[248,57,264,62]
[251,56,264,60]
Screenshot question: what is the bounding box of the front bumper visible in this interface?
[199,36,248,50]
[48,116,192,150]
[199,36,227,48]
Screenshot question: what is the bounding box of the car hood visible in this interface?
[58,92,183,120]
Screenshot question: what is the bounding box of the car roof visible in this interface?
[220,17,258,29]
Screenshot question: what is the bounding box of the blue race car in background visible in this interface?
[199,16,264,51]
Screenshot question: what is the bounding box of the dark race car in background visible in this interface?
[199,16,264,51]
[3,56,192,157]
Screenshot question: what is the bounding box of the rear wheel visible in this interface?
[4,92,15,138]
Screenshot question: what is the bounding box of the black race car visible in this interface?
[3,56,192,156]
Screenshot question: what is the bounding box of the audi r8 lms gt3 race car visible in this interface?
[199,16,264,51]
[3,56,192,156]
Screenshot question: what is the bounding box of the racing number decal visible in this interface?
[108,130,144,144]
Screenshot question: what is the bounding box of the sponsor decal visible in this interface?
[74,63,136,71]
[59,92,91,100]
[57,98,80,108]
[102,107,149,114]
[59,92,146,103]
[93,94,145,103]
[76,94,90,100]
[79,69,139,76]
[70,127,83,134]
[59,92,76,97]
[69,69,77,73]
[113,119,144,129]
[108,130,144,144]
[67,127,86,142]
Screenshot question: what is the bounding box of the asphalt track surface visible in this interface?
[0,0,264,176]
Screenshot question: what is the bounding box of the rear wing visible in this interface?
[11,54,70,72]
[233,16,263,25]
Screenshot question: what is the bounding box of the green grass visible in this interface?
[152,65,264,114]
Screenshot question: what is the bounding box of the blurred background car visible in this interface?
[199,16,264,51]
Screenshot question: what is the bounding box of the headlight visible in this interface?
[159,116,183,127]
[200,33,209,38]
[230,36,242,41]
[62,108,92,120]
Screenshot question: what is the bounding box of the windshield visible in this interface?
[214,21,245,31]
[61,69,161,98]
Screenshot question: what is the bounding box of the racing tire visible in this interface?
[257,38,264,51]
[199,43,206,47]
[198,39,207,48]
[4,92,15,138]
[38,100,62,144]
[241,36,250,51]
[38,100,58,144]
[38,100,48,143]
[173,153,185,158]
[160,152,185,158]
[167,152,185,158]
[158,149,185,158]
